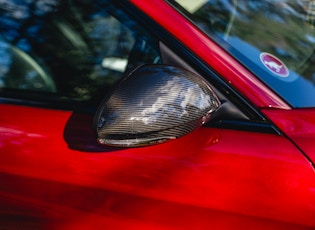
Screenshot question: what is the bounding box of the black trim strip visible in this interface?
[207,119,281,135]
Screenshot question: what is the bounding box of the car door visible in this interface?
[1,1,315,229]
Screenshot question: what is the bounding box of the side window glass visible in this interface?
[0,1,161,104]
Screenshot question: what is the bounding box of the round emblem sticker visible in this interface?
[260,52,289,77]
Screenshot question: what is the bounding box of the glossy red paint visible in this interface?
[1,103,315,229]
[130,0,291,110]
[262,108,315,165]
[1,1,315,229]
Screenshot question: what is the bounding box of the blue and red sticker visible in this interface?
[260,52,289,78]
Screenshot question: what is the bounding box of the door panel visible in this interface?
[1,103,315,229]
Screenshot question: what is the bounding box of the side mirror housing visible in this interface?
[94,65,220,147]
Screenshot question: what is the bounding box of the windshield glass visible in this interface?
[168,0,315,108]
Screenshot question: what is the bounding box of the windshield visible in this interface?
[168,0,315,108]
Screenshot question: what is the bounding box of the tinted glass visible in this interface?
[168,0,315,108]
[0,0,161,106]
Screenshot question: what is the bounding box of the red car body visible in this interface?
[1,0,315,229]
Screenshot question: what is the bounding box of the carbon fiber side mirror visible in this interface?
[94,65,220,147]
